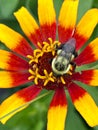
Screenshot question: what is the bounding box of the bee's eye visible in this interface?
[55,62,66,71]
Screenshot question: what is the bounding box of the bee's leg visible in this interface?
[70,62,76,71]
[56,44,64,50]
[66,64,73,75]
[70,62,76,67]
[73,51,78,58]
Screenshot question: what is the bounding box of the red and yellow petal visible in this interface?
[58,0,79,43]
[38,0,56,41]
[47,87,67,130]
[68,83,98,127]
[0,49,29,71]
[0,85,41,124]
[75,38,98,65]
[72,70,98,86]
[14,7,43,47]
[0,71,30,88]
[73,9,98,50]
[0,24,33,57]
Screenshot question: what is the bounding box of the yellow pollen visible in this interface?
[37,42,42,48]
[28,68,55,86]
[67,71,72,75]
[60,76,66,84]
[27,38,60,65]
[42,69,55,86]
[27,54,39,64]
[46,38,61,56]
[28,68,42,84]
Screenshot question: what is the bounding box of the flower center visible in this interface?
[27,38,76,90]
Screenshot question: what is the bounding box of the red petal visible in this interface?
[72,70,98,86]
[0,50,29,71]
[47,87,67,130]
[50,87,67,107]
[58,0,79,43]
[0,71,31,88]
[73,9,98,50]
[68,82,98,127]
[40,23,56,41]
[38,0,56,41]
[0,24,33,57]
[14,7,43,47]
[75,38,98,65]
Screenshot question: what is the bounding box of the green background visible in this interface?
[0,0,98,130]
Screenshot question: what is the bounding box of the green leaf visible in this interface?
[26,0,38,21]
[65,94,98,130]
[0,91,52,130]
[92,0,98,8]
[54,0,63,18]
[0,0,19,19]
[77,0,93,22]
[0,91,51,122]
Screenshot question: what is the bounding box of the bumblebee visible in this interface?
[51,38,77,76]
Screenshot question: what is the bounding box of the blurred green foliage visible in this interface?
[0,0,19,19]
[0,0,98,130]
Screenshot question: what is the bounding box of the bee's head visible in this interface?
[51,56,69,76]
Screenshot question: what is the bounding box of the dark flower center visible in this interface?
[27,38,76,90]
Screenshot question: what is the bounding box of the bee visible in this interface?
[51,38,77,76]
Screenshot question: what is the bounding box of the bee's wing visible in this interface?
[63,38,76,53]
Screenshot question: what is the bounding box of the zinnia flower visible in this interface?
[0,0,98,129]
